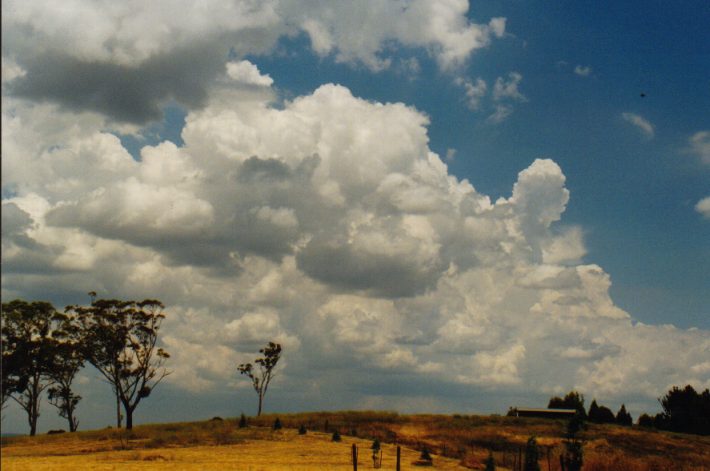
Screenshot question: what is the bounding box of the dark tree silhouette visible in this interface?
[1,314,29,413]
[484,451,496,471]
[561,413,585,471]
[615,404,633,426]
[523,436,540,471]
[595,405,616,424]
[658,384,710,435]
[68,298,170,430]
[237,342,282,416]
[548,390,586,418]
[637,413,654,428]
[45,310,85,432]
[587,399,600,422]
[1,300,58,435]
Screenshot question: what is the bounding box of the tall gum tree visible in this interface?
[1,300,57,436]
[68,298,170,430]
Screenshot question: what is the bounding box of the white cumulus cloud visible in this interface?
[2,72,707,414]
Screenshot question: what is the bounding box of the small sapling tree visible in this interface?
[485,451,496,471]
[523,436,540,471]
[237,342,281,416]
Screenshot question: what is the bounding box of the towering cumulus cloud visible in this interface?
[2,67,707,410]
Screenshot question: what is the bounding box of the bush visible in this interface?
[484,451,496,471]
[238,413,248,428]
[523,436,540,471]
[637,413,654,428]
[273,417,282,430]
[298,424,307,435]
[332,430,341,442]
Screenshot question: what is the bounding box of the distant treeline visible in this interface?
[544,386,710,436]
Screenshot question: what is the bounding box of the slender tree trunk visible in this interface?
[68,407,78,432]
[125,405,133,430]
[116,389,122,428]
[29,379,40,436]
[257,393,263,416]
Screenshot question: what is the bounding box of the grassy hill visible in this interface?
[2,411,709,470]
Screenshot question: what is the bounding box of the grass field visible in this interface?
[2,412,709,470]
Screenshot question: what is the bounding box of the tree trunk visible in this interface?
[125,406,133,430]
[116,389,122,428]
[68,409,78,432]
[29,379,40,436]
[257,391,263,416]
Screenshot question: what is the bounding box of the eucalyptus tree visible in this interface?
[1,300,57,435]
[238,342,282,416]
[46,310,85,432]
[68,298,170,429]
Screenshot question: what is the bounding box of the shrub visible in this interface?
[238,413,247,428]
[273,417,282,430]
[298,424,307,435]
[332,430,341,442]
[523,437,540,471]
[484,451,496,471]
[637,413,654,428]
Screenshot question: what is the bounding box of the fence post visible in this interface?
[396,446,401,471]
[352,443,358,471]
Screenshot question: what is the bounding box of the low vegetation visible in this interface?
[3,411,707,470]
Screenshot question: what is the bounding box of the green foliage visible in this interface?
[523,436,540,471]
[45,310,85,432]
[1,300,60,435]
[237,342,282,416]
[67,297,170,430]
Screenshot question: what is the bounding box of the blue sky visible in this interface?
[2,1,708,433]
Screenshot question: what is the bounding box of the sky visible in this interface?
[1,1,709,434]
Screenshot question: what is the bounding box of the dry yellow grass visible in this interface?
[1,428,467,470]
[3,412,709,470]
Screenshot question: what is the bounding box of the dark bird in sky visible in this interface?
[640,93,646,98]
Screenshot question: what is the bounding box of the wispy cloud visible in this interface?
[574,65,592,76]
[688,130,710,165]
[454,76,487,110]
[493,72,526,102]
[696,196,710,219]
[622,112,655,138]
